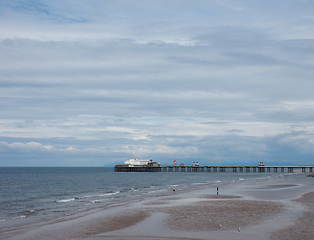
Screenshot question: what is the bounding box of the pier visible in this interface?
[114,165,313,173]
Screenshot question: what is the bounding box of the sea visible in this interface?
[0,167,293,231]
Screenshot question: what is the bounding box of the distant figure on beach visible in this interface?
[173,187,176,192]
[217,187,219,195]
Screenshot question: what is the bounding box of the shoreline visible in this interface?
[1,173,313,240]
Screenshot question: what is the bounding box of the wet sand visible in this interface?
[1,174,313,240]
[270,192,314,240]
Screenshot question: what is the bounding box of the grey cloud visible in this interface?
[227,129,244,133]
[1,1,314,166]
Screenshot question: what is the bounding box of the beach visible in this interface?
[1,173,313,240]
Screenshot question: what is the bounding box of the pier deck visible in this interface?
[114,165,313,173]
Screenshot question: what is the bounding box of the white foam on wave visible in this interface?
[100,191,120,197]
[147,189,165,194]
[191,182,207,185]
[14,215,26,219]
[56,198,75,203]
[89,198,109,203]
[238,178,245,181]
[85,191,120,199]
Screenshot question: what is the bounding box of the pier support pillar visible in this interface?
[213,167,217,172]
[239,167,243,172]
[281,167,285,173]
[310,167,313,172]
[288,167,293,173]
[274,167,277,173]
[233,167,237,172]
[253,167,256,172]
[246,167,250,172]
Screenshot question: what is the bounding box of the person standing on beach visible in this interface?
[217,187,219,195]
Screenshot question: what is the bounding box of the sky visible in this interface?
[1,0,314,167]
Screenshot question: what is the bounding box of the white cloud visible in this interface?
[0,141,54,153]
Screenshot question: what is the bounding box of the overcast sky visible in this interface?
[1,0,314,166]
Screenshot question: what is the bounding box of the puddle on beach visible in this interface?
[258,184,297,189]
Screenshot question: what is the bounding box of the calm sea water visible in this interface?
[0,167,280,230]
